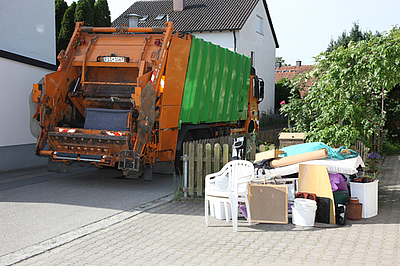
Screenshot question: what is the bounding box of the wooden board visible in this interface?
[248,184,288,224]
[298,164,336,224]
[255,149,285,162]
[278,132,305,140]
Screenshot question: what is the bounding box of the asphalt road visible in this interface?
[0,165,174,257]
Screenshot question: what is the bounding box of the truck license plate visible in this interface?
[103,56,125,63]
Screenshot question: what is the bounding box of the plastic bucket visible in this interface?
[294,198,317,208]
[292,205,317,226]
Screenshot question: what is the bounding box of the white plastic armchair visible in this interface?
[205,160,255,232]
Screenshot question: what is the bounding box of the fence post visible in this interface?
[259,144,266,152]
[205,143,212,176]
[249,142,256,161]
[223,143,229,166]
[189,142,195,196]
[214,143,221,172]
[196,142,203,196]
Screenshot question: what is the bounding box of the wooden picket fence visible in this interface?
[181,128,282,197]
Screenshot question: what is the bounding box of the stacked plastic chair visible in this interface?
[205,160,254,232]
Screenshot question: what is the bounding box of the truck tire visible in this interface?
[202,130,212,139]
[143,165,153,181]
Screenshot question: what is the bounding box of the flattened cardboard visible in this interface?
[248,184,288,224]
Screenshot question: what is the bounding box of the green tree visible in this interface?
[93,0,111,27]
[55,0,68,39]
[275,57,289,66]
[385,85,400,144]
[87,0,95,6]
[75,0,94,26]
[327,22,381,53]
[57,2,76,59]
[275,78,297,112]
[281,26,400,148]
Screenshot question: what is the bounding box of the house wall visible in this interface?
[193,31,234,51]
[0,0,55,171]
[237,0,276,115]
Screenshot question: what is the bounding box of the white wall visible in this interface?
[0,58,51,147]
[237,1,276,114]
[193,31,234,51]
[0,1,56,64]
[0,0,55,170]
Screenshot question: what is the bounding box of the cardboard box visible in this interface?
[278,132,305,148]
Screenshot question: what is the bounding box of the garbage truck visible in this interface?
[32,21,264,179]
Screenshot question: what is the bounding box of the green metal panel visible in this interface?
[179,36,251,125]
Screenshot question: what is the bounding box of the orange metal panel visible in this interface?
[159,106,181,129]
[159,129,179,157]
[162,36,192,106]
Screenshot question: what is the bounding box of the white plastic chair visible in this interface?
[205,160,255,232]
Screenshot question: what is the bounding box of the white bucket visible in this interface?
[292,205,317,226]
[294,198,317,208]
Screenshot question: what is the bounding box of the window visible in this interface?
[139,15,148,22]
[251,51,255,66]
[154,14,165,20]
[256,15,263,35]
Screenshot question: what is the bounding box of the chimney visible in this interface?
[173,0,186,11]
[275,62,282,68]
[126,14,141,27]
[296,60,302,68]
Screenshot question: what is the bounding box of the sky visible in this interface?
[65,0,400,66]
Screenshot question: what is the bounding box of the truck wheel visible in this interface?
[143,165,153,181]
[202,131,212,139]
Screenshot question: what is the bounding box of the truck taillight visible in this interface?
[59,128,76,133]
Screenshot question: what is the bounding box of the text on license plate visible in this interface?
[103,56,125,63]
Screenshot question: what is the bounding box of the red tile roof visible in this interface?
[275,63,314,97]
[275,64,313,83]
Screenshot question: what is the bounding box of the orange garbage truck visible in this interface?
[32,21,264,179]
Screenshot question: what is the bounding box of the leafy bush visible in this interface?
[281,26,400,148]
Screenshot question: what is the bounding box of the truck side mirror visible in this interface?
[259,79,264,103]
[253,77,259,99]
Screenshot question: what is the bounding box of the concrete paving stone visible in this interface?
[288,257,306,264]
[3,155,400,265]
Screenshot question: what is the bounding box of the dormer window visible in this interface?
[154,14,165,20]
[139,15,148,22]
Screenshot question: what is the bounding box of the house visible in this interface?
[112,0,279,114]
[275,60,313,97]
[0,0,56,171]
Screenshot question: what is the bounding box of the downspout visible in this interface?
[233,30,237,52]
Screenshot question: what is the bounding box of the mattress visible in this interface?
[256,156,365,177]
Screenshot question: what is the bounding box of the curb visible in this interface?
[0,194,174,266]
